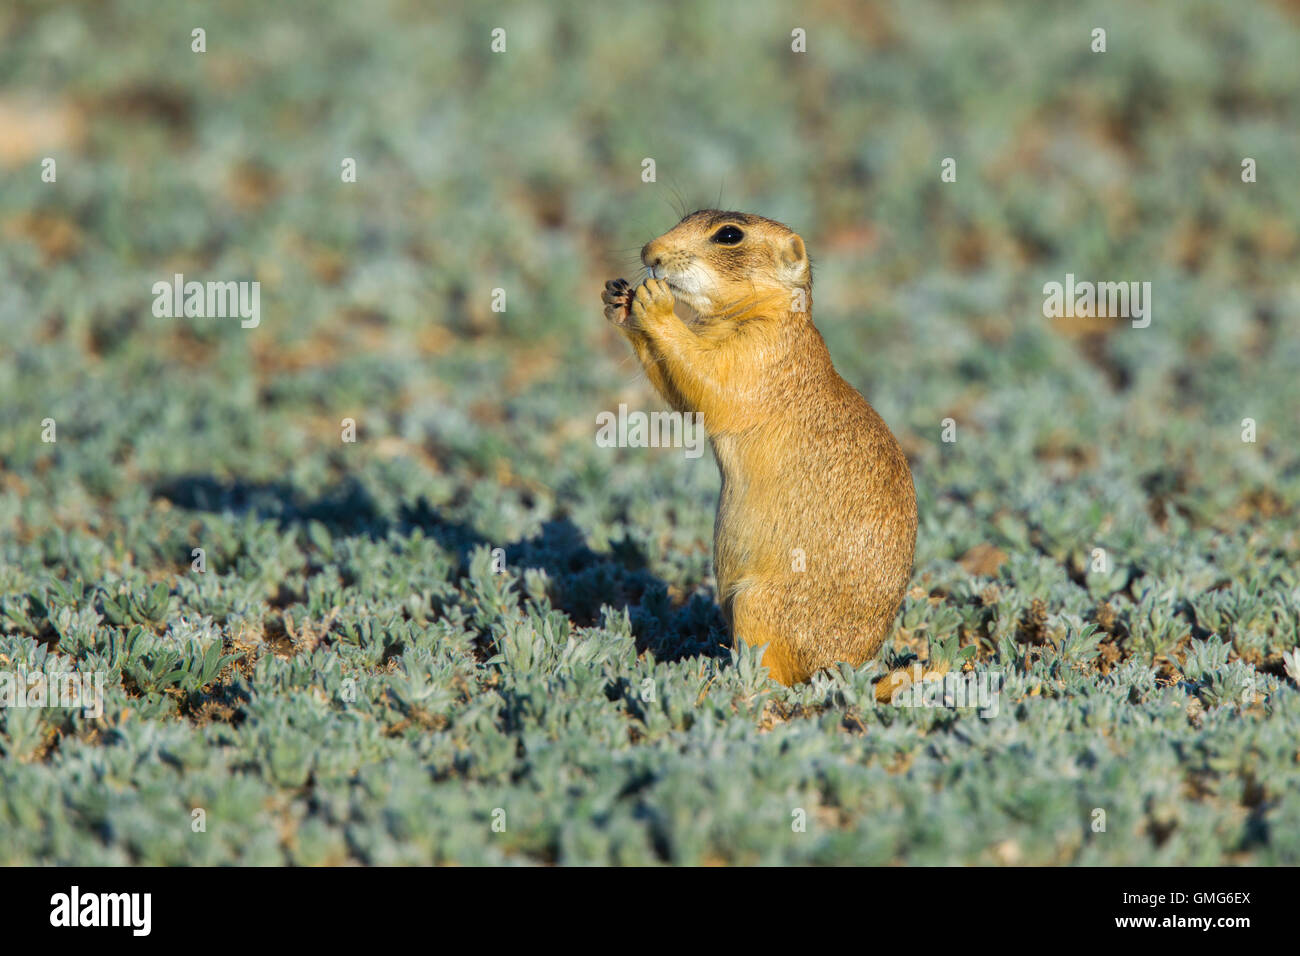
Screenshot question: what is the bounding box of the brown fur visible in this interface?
[601,210,917,686]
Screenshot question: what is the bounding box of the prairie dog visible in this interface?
[602,210,916,685]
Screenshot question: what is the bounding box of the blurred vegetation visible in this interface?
[0,0,1298,864]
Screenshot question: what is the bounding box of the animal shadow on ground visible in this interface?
[152,474,729,664]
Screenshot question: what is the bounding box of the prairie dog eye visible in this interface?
[711,225,744,244]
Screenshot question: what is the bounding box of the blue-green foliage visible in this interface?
[1,0,1298,864]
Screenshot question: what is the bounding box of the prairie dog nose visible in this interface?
[641,240,664,270]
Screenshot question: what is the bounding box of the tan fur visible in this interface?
[602,210,917,686]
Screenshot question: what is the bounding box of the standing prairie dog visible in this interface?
[601,210,917,686]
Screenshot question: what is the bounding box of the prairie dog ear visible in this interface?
[779,233,810,286]
[780,234,807,267]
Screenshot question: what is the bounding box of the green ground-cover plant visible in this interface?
[0,0,1298,864]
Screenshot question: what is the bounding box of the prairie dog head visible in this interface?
[640,210,811,320]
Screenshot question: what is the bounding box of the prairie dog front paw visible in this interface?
[630,278,675,326]
[602,278,633,327]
